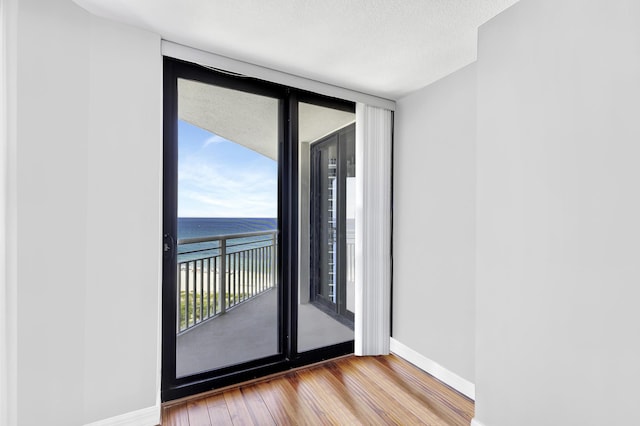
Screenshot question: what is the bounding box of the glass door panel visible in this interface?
[175,78,280,378]
[298,102,355,352]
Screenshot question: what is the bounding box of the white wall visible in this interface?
[475,1,640,425]
[1,0,18,424]
[393,63,476,384]
[13,0,161,424]
[84,15,161,424]
[17,1,90,424]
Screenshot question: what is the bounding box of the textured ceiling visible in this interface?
[74,0,518,100]
[179,79,354,160]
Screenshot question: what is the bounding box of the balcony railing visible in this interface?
[177,230,278,334]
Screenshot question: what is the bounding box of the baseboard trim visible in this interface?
[83,405,160,426]
[471,418,487,426]
[390,337,475,400]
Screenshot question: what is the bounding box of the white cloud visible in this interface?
[202,134,226,148]
[178,156,277,218]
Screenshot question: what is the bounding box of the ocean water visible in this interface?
[177,217,277,263]
[178,217,277,240]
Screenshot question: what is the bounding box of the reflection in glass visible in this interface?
[298,102,355,352]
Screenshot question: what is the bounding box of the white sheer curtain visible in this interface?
[354,103,393,356]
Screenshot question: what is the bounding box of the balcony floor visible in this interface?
[176,288,353,377]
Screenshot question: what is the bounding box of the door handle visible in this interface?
[163,233,175,258]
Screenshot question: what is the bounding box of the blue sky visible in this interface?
[178,120,277,218]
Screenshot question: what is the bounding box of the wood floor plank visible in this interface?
[254,374,320,425]
[348,356,456,424]
[163,403,190,426]
[238,386,276,426]
[347,356,466,425]
[161,355,475,426]
[223,387,271,426]
[333,358,431,425]
[187,398,212,425]
[324,360,405,425]
[285,372,336,424]
[295,365,386,425]
[376,355,474,422]
[374,355,474,423]
[286,368,366,425]
[205,393,233,426]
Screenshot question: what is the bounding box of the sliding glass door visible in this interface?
[163,58,354,401]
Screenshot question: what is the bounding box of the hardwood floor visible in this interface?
[162,355,474,425]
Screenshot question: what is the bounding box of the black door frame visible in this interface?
[162,57,354,402]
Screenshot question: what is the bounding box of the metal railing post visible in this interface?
[219,238,227,314]
[177,265,182,333]
[271,232,277,288]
